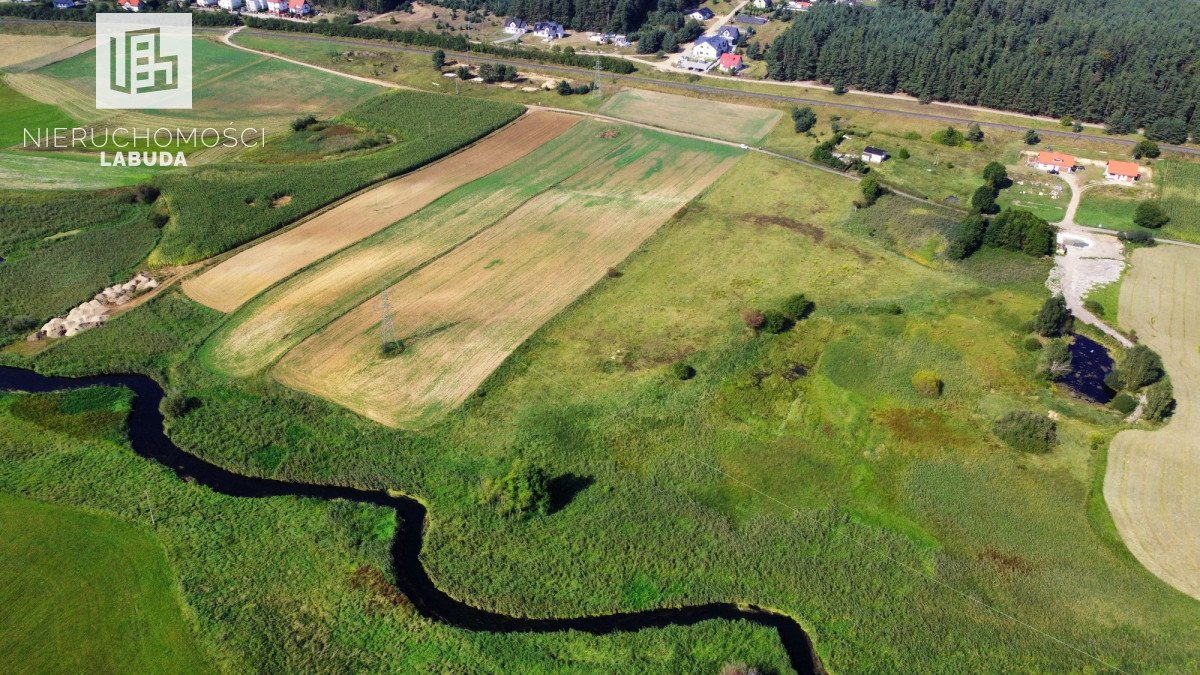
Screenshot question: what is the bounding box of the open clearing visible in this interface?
[1105,245,1200,601]
[184,111,579,313]
[273,126,739,427]
[0,492,212,673]
[599,89,782,145]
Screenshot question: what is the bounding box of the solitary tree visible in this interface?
[965,122,984,143]
[556,79,573,95]
[791,106,816,133]
[1023,128,1041,145]
[982,161,1009,188]
[1033,295,1072,337]
[970,184,997,214]
[860,175,885,206]
[1132,139,1160,159]
[1133,201,1170,229]
[1143,379,1175,422]
[484,460,551,519]
[1117,345,1164,390]
[431,49,446,70]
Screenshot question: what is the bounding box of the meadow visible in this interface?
[1076,183,1145,230]
[12,149,1199,672]
[152,90,523,264]
[597,90,783,145]
[276,126,739,427]
[0,489,212,673]
[183,111,579,312]
[0,79,74,148]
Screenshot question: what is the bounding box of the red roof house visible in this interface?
[1034,151,1076,172]
[718,53,742,73]
[1105,160,1140,183]
[117,0,141,11]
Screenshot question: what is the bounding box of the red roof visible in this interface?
[119,0,141,6]
[1106,160,1140,178]
[719,53,742,70]
[288,0,306,7]
[1035,151,1075,169]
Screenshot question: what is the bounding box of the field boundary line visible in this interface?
[219,26,406,91]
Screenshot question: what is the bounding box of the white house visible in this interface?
[53,0,76,9]
[287,0,310,14]
[752,0,772,8]
[688,7,715,21]
[1105,160,1140,184]
[691,36,730,61]
[533,21,565,39]
[1033,151,1076,173]
[613,35,630,47]
[716,25,740,43]
[218,0,243,10]
[862,146,888,163]
[244,0,268,10]
[266,0,286,11]
[504,18,528,34]
[786,1,812,10]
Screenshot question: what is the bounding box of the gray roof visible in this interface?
[505,17,527,28]
[693,35,730,52]
[689,7,715,19]
[717,25,740,40]
[734,14,768,24]
[863,146,888,157]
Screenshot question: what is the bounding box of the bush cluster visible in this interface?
[993,410,1057,453]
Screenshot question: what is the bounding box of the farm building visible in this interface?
[718,53,742,73]
[1033,151,1076,173]
[691,36,730,60]
[218,0,242,9]
[717,25,740,43]
[689,7,715,20]
[861,146,888,163]
[117,0,141,11]
[533,21,565,39]
[504,18,528,34]
[1105,160,1141,183]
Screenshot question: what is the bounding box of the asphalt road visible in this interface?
[221,28,1200,158]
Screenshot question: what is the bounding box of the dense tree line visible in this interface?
[767,0,1200,134]
[428,0,694,38]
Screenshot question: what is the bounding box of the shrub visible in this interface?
[1110,393,1138,415]
[1023,129,1040,145]
[896,148,910,160]
[761,309,790,334]
[1033,295,1072,337]
[970,185,997,214]
[1038,339,1072,377]
[481,460,550,519]
[456,65,471,80]
[965,122,984,143]
[1133,201,1170,229]
[162,393,197,418]
[291,114,318,132]
[1132,139,1160,159]
[1083,299,1103,315]
[984,208,1055,256]
[669,362,696,381]
[1143,379,1175,422]
[1118,229,1153,244]
[781,293,814,320]
[982,161,1009,188]
[791,106,816,133]
[1116,344,1163,390]
[993,410,1057,453]
[556,79,573,95]
[130,184,160,204]
[859,175,885,207]
[911,370,943,398]
[605,267,622,278]
[931,126,964,146]
[946,214,987,260]
[1023,336,1043,351]
[741,308,765,330]
[381,339,406,356]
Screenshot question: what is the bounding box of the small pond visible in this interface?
[1058,333,1116,404]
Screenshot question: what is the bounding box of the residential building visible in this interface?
[717,25,740,43]
[1105,160,1141,183]
[117,0,141,11]
[1033,151,1076,173]
[691,35,730,61]
[53,0,75,8]
[786,1,812,10]
[288,0,309,14]
[503,18,528,34]
[533,21,565,39]
[688,7,715,21]
[244,0,269,11]
[718,53,742,73]
[862,146,889,163]
[218,0,243,10]
[752,0,772,8]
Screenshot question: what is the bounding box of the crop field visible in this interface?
[1106,245,1200,601]
[598,89,782,145]
[153,91,523,264]
[0,491,211,673]
[184,111,579,313]
[274,127,739,426]
[11,38,380,132]
[0,34,87,70]
[0,79,74,148]
[1156,160,1200,242]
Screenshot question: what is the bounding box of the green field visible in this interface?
[1076,184,1144,230]
[152,90,523,264]
[0,490,212,673]
[1158,160,1200,241]
[597,89,783,144]
[0,78,74,148]
[0,149,155,189]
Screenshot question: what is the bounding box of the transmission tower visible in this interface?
[378,282,397,348]
[593,57,601,97]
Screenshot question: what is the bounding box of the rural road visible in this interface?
[215,28,1200,158]
[1105,245,1200,602]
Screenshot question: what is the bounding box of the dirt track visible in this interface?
[183,111,578,313]
[1105,245,1200,601]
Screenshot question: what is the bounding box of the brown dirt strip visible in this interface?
[1105,245,1200,601]
[182,110,578,313]
[274,133,738,428]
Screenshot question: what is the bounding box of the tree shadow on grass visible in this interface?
[548,473,595,514]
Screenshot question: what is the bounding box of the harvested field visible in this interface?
[0,35,88,70]
[274,128,739,427]
[201,120,621,377]
[183,111,578,313]
[1105,245,1200,601]
[598,89,782,145]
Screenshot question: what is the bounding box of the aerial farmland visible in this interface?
[2,6,1200,674]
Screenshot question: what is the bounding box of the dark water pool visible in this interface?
[1058,334,1116,404]
[0,366,822,674]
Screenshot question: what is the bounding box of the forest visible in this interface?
[767,0,1200,135]
[428,0,691,35]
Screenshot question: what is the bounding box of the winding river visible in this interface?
[0,365,822,674]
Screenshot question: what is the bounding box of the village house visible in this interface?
[53,0,76,9]
[691,35,730,61]
[533,21,565,39]
[266,0,287,12]
[718,52,743,74]
[244,0,268,11]
[288,0,310,14]
[861,146,889,163]
[1033,151,1076,173]
[613,35,630,47]
[194,0,217,6]
[1105,160,1141,184]
[117,0,141,11]
[717,25,740,43]
[218,0,243,10]
[504,18,528,34]
[786,1,812,11]
[752,0,772,8]
[688,7,715,21]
